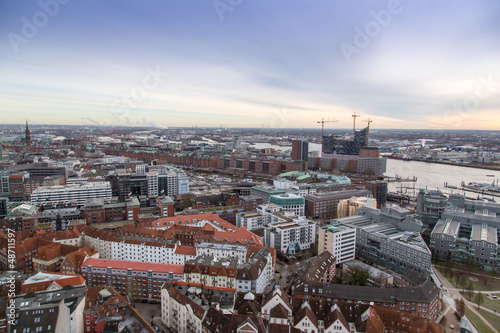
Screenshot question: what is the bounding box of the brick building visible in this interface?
[82,258,184,300]
[304,189,372,219]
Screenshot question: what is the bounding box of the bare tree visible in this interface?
[466,257,477,274]
[478,272,493,286]
[475,292,484,310]
[467,281,475,301]
[127,275,142,306]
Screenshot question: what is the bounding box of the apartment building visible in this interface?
[293,278,440,320]
[82,258,184,300]
[318,224,356,264]
[11,286,87,333]
[83,286,154,333]
[184,249,273,294]
[161,284,208,333]
[195,242,248,263]
[264,216,317,254]
[236,211,264,231]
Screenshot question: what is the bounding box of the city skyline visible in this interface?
[1,0,500,129]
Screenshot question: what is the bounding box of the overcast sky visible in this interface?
[1,0,499,129]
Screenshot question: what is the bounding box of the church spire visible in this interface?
[25,119,31,146]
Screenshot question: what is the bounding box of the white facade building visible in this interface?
[161,285,206,333]
[147,172,159,196]
[195,242,248,263]
[135,164,147,175]
[177,172,189,194]
[236,212,264,231]
[81,234,196,265]
[31,181,112,206]
[318,224,356,264]
[264,216,317,254]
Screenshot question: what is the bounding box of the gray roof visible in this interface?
[294,279,439,305]
[432,218,460,237]
[471,223,497,244]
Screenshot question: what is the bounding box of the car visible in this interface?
[449,324,455,329]
[286,278,290,283]
[152,326,159,332]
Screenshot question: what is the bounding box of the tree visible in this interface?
[457,274,467,292]
[345,266,370,286]
[455,298,465,318]
[445,252,452,276]
[467,281,474,301]
[474,292,484,310]
[466,257,477,274]
[478,272,493,286]
[128,275,142,306]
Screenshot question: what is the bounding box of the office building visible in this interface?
[250,185,286,203]
[147,171,159,196]
[337,196,377,218]
[335,209,431,274]
[318,224,356,264]
[292,140,309,161]
[417,189,448,228]
[269,193,305,216]
[305,189,372,219]
[31,181,112,206]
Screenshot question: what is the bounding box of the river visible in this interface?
[385,159,500,195]
[250,142,500,195]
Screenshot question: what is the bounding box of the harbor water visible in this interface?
[385,159,500,196]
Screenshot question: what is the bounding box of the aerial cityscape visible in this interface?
[1,1,500,333]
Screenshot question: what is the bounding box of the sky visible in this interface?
[0,0,500,130]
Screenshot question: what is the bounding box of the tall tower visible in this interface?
[25,119,31,146]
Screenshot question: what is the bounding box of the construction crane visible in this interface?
[317,118,339,144]
[362,118,373,146]
[352,112,361,135]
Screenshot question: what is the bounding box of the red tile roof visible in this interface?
[174,245,197,256]
[21,273,85,293]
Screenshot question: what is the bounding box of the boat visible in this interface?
[487,175,495,177]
